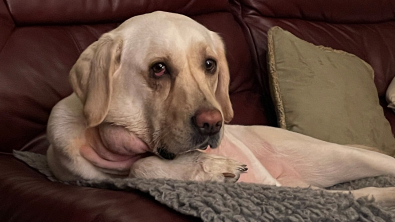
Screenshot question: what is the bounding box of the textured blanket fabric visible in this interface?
[13,150,395,222]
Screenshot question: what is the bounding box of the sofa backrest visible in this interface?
[231,0,395,135]
[1,0,395,153]
[0,0,267,153]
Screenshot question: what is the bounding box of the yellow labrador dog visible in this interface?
[47,11,395,206]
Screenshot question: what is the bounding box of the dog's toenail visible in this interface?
[240,167,248,172]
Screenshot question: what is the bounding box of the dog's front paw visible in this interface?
[197,154,247,183]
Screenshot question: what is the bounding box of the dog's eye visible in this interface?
[205,59,216,73]
[151,62,167,77]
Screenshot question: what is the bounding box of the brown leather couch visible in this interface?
[1,0,395,221]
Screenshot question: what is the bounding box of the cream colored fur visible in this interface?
[47,11,395,206]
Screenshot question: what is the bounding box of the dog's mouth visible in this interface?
[156,137,219,160]
[196,139,219,150]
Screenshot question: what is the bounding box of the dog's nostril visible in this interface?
[200,123,210,131]
[193,108,223,136]
[197,123,221,135]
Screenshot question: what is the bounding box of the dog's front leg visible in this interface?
[129,151,247,182]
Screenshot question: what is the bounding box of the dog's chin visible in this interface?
[156,147,177,160]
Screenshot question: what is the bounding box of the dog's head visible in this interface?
[70,11,233,159]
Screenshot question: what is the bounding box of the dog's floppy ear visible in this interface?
[212,33,234,123]
[70,34,123,127]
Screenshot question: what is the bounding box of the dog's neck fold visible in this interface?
[79,123,151,175]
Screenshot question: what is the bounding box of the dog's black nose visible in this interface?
[192,108,223,136]
[157,147,176,160]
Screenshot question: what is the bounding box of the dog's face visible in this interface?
[70,11,233,159]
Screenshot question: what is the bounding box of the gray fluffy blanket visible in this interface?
[13,150,395,222]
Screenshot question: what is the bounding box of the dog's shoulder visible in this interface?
[47,93,86,146]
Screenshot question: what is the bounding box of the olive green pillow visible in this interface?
[267,26,395,155]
